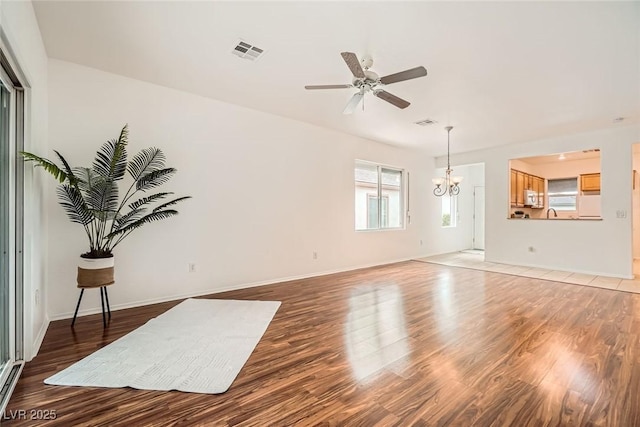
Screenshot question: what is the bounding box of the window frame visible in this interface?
[355,160,405,231]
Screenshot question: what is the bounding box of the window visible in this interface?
[355,161,404,230]
[367,194,389,228]
[441,193,457,227]
[548,178,578,211]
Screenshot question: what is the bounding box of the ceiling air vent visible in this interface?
[231,40,265,61]
[415,119,437,126]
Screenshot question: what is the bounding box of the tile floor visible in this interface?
[415,251,640,294]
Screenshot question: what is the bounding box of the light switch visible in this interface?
[616,210,627,219]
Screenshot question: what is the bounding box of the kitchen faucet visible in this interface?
[546,208,557,219]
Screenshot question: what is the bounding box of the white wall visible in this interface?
[440,125,640,278]
[1,0,49,360]
[46,59,437,319]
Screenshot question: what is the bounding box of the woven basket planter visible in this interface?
[77,256,115,289]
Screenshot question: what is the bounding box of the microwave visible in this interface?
[524,190,539,207]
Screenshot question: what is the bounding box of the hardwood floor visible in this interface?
[5,261,640,426]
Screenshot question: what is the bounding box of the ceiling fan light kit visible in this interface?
[305,51,427,114]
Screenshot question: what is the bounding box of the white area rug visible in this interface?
[45,298,281,393]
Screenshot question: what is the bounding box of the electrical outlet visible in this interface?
[188,263,197,273]
[528,246,535,253]
[616,210,627,219]
[313,252,318,260]
[420,239,423,246]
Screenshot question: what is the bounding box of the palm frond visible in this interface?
[73,167,103,195]
[92,125,129,180]
[127,147,166,181]
[86,180,119,213]
[105,209,178,239]
[115,207,147,228]
[115,192,175,229]
[135,168,176,191]
[117,124,129,145]
[92,140,128,180]
[152,196,191,213]
[56,185,94,225]
[128,192,172,211]
[113,124,129,175]
[21,152,67,183]
[54,150,81,186]
[91,209,119,222]
[72,166,90,181]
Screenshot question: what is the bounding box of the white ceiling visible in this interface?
[32,1,640,156]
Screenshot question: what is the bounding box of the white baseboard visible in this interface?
[28,315,50,362]
[49,256,418,321]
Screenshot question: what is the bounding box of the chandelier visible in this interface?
[432,126,462,197]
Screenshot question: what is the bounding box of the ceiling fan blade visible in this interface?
[343,92,364,115]
[340,52,365,79]
[305,84,352,90]
[380,66,427,85]
[374,90,410,109]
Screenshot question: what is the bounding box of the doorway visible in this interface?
[473,186,485,250]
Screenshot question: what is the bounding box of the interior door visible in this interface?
[473,186,485,250]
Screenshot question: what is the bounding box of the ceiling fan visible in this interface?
[305,52,427,114]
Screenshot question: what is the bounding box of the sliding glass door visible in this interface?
[0,77,12,386]
[0,51,23,405]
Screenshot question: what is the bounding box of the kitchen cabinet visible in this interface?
[516,171,525,206]
[510,169,545,208]
[581,173,600,192]
[510,170,517,205]
[533,176,544,208]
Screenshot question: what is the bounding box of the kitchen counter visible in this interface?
[507,217,602,221]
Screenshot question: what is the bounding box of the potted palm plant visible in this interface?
[22,124,190,322]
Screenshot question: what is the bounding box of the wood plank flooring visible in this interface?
[5,261,640,426]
